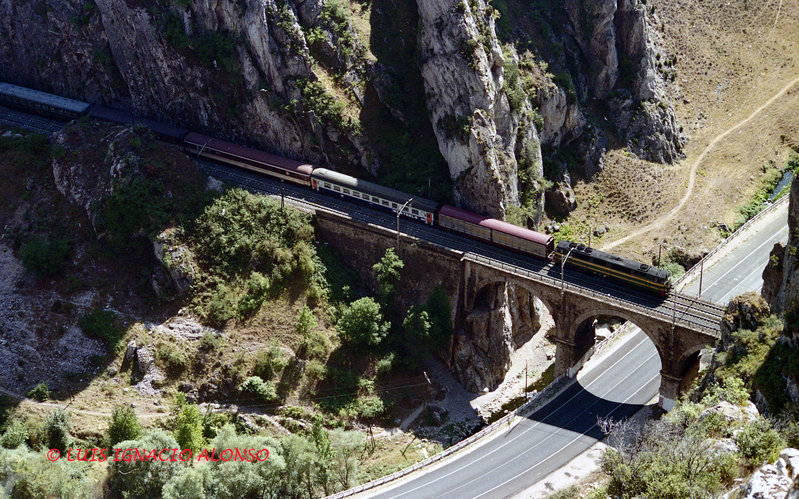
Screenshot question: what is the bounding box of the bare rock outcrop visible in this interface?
[719,292,770,351]
[416,0,543,219]
[152,228,195,298]
[451,282,544,392]
[562,0,684,163]
[763,173,799,320]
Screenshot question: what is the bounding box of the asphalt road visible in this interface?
[363,202,789,499]
[681,203,789,303]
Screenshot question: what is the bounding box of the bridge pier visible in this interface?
[658,372,681,411]
[553,337,577,378]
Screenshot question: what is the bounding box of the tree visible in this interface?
[403,305,431,360]
[174,404,206,452]
[329,429,366,490]
[295,305,318,337]
[372,248,404,300]
[239,376,279,402]
[162,466,207,499]
[108,431,182,497]
[44,409,72,453]
[106,405,142,447]
[425,286,453,350]
[336,297,389,348]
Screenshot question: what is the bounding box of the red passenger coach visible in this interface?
[438,205,554,260]
[183,132,314,186]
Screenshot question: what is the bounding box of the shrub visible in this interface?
[157,343,187,376]
[426,286,453,350]
[174,404,206,452]
[0,419,28,449]
[106,405,142,447]
[198,331,222,351]
[0,446,92,497]
[373,248,404,300]
[295,305,318,336]
[108,430,182,497]
[735,418,784,467]
[239,376,278,403]
[79,308,123,349]
[375,353,395,380]
[20,235,71,278]
[253,342,289,379]
[299,330,331,360]
[336,297,389,348]
[26,382,49,402]
[44,409,72,453]
[305,360,327,381]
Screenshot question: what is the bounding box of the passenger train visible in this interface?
[0,81,671,296]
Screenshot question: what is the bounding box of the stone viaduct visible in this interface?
[314,211,722,410]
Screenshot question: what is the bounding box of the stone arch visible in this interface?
[470,277,557,318]
[566,307,666,372]
[453,277,558,392]
[674,343,709,394]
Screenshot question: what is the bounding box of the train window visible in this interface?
[352,192,359,198]
[343,189,350,194]
[382,200,389,206]
[411,209,419,215]
[334,186,340,192]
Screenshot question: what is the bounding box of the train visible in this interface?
[0,81,671,296]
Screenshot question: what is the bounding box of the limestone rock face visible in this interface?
[562,0,684,163]
[742,463,793,499]
[763,174,799,319]
[152,228,195,298]
[0,0,377,173]
[720,292,771,351]
[416,0,542,219]
[451,282,544,392]
[52,126,143,231]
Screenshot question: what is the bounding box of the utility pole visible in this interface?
[396,198,414,251]
[658,243,663,267]
[524,361,528,397]
[588,227,592,249]
[281,187,285,211]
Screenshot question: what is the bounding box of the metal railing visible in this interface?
[463,253,721,334]
[674,195,789,291]
[323,375,570,499]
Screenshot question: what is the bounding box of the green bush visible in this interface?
[0,446,93,497]
[44,409,72,453]
[174,404,206,453]
[239,376,279,403]
[735,418,784,467]
[295,305,318,336]
[198,331,222,351]
[20,235,71,278]
[108,430,182,497]
[299,330,331,360]
[157,343,187,376]
[26,382,49,402]
[0,419,29,449]
[79,308,123,349]
[336,297,389,348]
[375,353,395,380]
[305,360,327,381]
[253,342,289,379]
[106,405,142,447]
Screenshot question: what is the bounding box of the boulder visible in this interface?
[699,401,760,425]
[546,184,577,216]
[134,346,155,377]
[777,448,799,481]
[742,464,792,498]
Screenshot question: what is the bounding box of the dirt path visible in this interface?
[601,75,799,252]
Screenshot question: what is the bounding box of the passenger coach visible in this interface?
[311,168,440,224]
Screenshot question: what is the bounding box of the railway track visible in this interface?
[0,107,723,334]
[200,162,724,333]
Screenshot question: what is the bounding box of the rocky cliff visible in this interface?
[763,173,799,321]
[0,0,682,224]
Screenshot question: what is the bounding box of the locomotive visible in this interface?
[0,81,671,296]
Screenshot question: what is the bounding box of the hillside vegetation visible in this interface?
[0,123,455,496]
